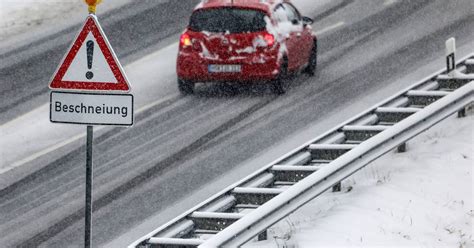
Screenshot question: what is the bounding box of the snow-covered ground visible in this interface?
[0,0,132,49]
[0,0,81,39]
[245,112,473,248]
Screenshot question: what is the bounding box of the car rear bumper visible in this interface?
[177,52,280,82]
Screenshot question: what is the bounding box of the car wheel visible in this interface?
[304,40,317,76]
[177,78,194,95]
[272,58,288,95]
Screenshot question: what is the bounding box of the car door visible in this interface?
[284,3,313,68]
[274,3,302,72]
[282,3,312,70]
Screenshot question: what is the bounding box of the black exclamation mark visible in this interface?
[85,40,94,80]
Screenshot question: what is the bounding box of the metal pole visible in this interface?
[85,126,93,248]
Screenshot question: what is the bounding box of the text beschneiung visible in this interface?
[54,101,128,117]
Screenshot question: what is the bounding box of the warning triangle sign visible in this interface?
[49,14,131,92]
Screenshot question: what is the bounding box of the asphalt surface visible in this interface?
[1,0,473,247]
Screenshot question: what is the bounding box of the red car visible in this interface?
[177,0,317,94]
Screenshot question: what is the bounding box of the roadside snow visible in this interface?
[245,113,473,248]
[0,0,131,48]
[0,0,79,40]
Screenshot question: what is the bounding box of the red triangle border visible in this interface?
[49,15,130,92]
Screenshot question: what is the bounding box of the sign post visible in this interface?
[49,1,132,247]
[85,125,93,248]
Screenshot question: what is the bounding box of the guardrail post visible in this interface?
[446,38,456,77]
[257,230,267,241]
[332,182,341,192]
[397,142,407,153]
[446,37,465,119]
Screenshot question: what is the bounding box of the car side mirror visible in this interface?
[302,16,314,26]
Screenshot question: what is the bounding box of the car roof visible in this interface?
[194,0,291,14]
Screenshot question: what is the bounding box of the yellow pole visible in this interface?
[84,0,102,14]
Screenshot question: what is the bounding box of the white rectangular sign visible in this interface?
[50,91,133,126]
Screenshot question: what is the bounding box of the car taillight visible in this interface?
[254,33,275,49]
[180,33,192,48]
[264,33,275,47]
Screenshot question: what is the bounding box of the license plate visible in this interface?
[208,64,241,73]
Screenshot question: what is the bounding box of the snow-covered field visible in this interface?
[0,0,80,38]
[246,112,473,248]
[0,0,131,49]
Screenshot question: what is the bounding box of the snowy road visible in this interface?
[1,0,473,247]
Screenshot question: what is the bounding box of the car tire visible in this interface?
[272,58,288,95]
[304,40,317,76]
[177,78,194,95]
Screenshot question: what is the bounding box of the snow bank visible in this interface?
[0,0,82,40]
[245,113,473,247]
[0,0,131,46]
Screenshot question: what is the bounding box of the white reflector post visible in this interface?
[445,37,456,76]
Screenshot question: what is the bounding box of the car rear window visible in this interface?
[189,8,267,33]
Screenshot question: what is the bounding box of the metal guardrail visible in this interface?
[130,54,474,248]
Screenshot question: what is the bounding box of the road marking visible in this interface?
[136,93,179,113]
[0,131,101,175]
[384,0,398,6]
[2,93,179,174]
[1,103,48,129]
[315,21,345,36]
